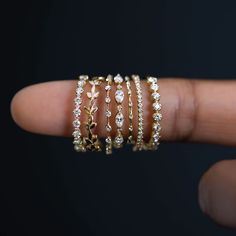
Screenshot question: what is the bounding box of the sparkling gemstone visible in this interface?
[114,74,123,83]
[148,77,157,83]
[105,137,112,144]
[115,90,124,103]
[153,113,162,121]
[79,75,88,80]
[105,124,112,132]
[105,97,111,103]
[153,102,161,111]
[105,110,111,117]
[151,83,159,91]
[115,113,124,127]
[74,97,82,104]
[153,133,160,142]
[73,139,81,145]
[73,109,81,116]
[106,147,112,155]
[77,80,85,87]
[152,92,160,100]
[76,87,84,94]
[74,145,80,151]
[105,85,111,91]
[114,135,124,145]
[153,123,161,131]
[73,119,80,128]
[72,130,81,138]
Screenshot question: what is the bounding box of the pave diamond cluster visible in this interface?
[72,74,162,154]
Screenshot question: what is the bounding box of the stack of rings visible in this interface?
[72,74,162,154]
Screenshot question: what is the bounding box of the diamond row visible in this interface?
[132,75,145,151]
[105,75,113,154]
[72,75,88,152]
[147,76,162,150]
[113,74,125,148]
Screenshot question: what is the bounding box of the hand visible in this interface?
[10,78,236,228]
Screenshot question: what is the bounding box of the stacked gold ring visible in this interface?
[72,74,162,154]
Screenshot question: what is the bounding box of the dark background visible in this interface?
[2,0,236,235]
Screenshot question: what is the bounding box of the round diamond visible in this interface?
[114,74,123,83]
[151,83,159,91]
[115,90,124,103]
[152,92,160,100]
[153,102,161,111]
[77,80,86,87]
[72,130,81,138]
[74,97,82,104]
[153,113,162,121]
[73,119,80,128]
[76,87,84,94]
[73,109,81,116]
[153,123,161,131]
[148,77,157,83]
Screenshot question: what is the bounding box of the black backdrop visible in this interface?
[2,0,236,235]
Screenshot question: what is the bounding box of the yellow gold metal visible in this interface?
[125,76,134,145]
[146,76,162,150]
[105,75,113,154]
[83,77,104,151]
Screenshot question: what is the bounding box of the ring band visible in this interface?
[113,74,125,148]
[83,76,104,151]
[105,75,113,154]
[73,75,88,152]
[147,76,162,150]
[125,76,134,145]
[72,74,162,154]
[132,75,145,151]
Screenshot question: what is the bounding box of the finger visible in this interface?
[11,79,236,145]
[199,160,236,228]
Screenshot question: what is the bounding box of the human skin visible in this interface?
[11,78,236,228]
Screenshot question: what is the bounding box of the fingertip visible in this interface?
[11,85,33,132]
[198,160,236,228]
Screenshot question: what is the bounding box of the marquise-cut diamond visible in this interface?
[115,90,124,103]
[114,74,123,83]
[115,113,124,127]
